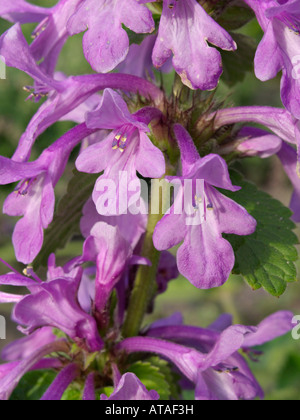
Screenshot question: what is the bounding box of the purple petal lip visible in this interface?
[101,373,159,401]
[152,0,236,90]
[154,125,256,289]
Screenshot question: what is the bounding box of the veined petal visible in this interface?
[76,132,113,174]
[211,189,257,236]
[30,0,82,67]
[237,127,283,158]
[153,0,236,90]
[173,124,200,176]
[86,89,140,130]
[12,74,163,162]
[0,157,43,185]
[0,0,50,23]
[1,328,56,362]
[177,218,235,289]
[101,373,159,401]
[120,0,155,34]
[83,373,96,401]
[67,0,154,73]
[200,325,256,371]
[13,279,103,352]
[0,23,62,91]
[153,208,186,252]
[190,155,240,192]
[243,311,294,348]
[254,23,282,81]
[136,132,165,179]
[41,364,79,401]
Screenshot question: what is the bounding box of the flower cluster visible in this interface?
[0,0,299,401]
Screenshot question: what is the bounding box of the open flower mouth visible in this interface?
[278,11,300,34]
[112,126,137,153]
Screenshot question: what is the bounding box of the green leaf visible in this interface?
[220,33,256,87]
[123,27,148,46]
[127,357,179,400]
[278,353,300,390]
[223,170,298,296]
[98,387,114,399]
[61,384,83,401]
[10,370,57,401]
[147,356,181,400]
[33,170,98,269]
[217,1,255,31]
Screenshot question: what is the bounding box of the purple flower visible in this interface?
[0,1,83,77]
[120,311,294,400]
[1,328,56,362]
[83,373,96,401]
[101,373,160,401]
[81,221,149,314]
[76,89,165,215]
[0,259,103,352]
[0,269,39,304]
[156,251,179,295]
[67,0,155,73]
[29,0,83,77]
[0,23,63,103]
[211,104,300,170]
[118,35,173,80]
[40,364,80,401]
[277,142,300,222]
[153,125,256,289]
[0,23,163,162]
[226,125,300,221]
[148,312,184,331]
[0,340,68,400]
[0,0,50,23]
[14,280,103,353]
[212,106,298,146]
[209,105,300,218]
[0,258,107,400]
[236,127,283,158]
[147,0,236,90]
[79,202,148,320]
[244,0,300,117]
[80,197,147,250]
[0,123,97,264]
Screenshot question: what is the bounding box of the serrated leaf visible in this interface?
[222,170,298,296]
[33,170,98,269]
[147,357,181,400]
[221,33,256,87]
[127,359,172,400]
[10,370,57,401]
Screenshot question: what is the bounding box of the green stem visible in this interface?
[122,123,177,338]
[122,211,162,338]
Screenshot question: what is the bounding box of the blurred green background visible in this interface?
[0,1,299,401]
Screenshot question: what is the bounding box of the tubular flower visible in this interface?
[153,125,256,289]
